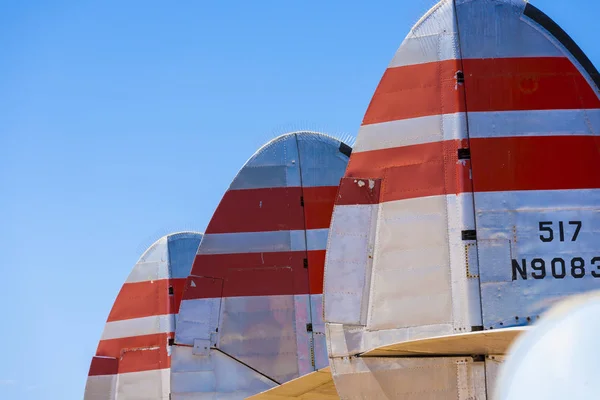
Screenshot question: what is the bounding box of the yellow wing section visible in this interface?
[245,367,338,400]
[362,327,528,357]
[246,327,527,399]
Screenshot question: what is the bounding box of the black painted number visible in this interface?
[513,256,598,280]
[539,221,582,242]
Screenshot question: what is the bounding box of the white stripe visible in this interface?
[355,109,600,154]
[468,109,600,139]
[84,374,117,400]
[355,113,467,153]
[388,0,459,68]
[197,229,329,255]
[125,261,169,283]
[306,228,329,251]
[84,369,170,400]
[118,369,170,399]
[100,314,175,341]
[126,237,169,283]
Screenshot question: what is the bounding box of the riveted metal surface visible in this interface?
[309,294,328,370]
[218,295,299,383]
[170,346,277,399]
[455,0,600,330]
[475,192,600,329]
[84,232,202,400]
[321,1,600,400]
[172,132,349,398]
[330,356,486,400]
[485,355,506,399]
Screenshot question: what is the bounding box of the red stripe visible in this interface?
[335,177,382,205]
[107,278,185,322]
[363,59,464,125]
[344,136,600,203]
[346,139,471,203]
[88,356,118,376]
[363,57,600,125]
[462,57,600,112]
[470,135,600,192]
[91,333,172,375]
[308,250,326,295]
[303,186,338,229]
[206,186,338,234]
[184,250,327,299]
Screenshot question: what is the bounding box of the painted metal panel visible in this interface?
[125,236,169,283]
[475,191,600,329]
[173,132,350,399]
[455,0,600,331]
[101,315,175,341]
[85,232,202,400]
[388,0,458,68]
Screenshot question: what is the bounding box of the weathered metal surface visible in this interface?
[172,132,350,398]
[322,0,600,399]
[84,232,203,400]
[331,356,486,400]
[170,345,277,400]
[456,0,600,331]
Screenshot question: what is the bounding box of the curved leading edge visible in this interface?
[84,232,203,400]
[323,1,600,399]
[172,132,350,399]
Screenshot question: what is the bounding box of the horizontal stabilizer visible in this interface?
[245,367,338,400]
[361,327,528,357]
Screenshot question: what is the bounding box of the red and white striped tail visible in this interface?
[84,232,202,400]
[323,1,600,399]
[171,132,350,399]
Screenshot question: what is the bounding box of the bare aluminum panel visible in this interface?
[84,369,117,400]
[170,346,277,399]
[167,233,203,279]
[229,134,301,190]
[330,356,486,400]
[296,132,350,188]
[323,204,378,326]
[309,294,328,370]
[485,355,506,400]
[218,295,300,384]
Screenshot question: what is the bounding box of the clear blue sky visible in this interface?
[1,1,598,398]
